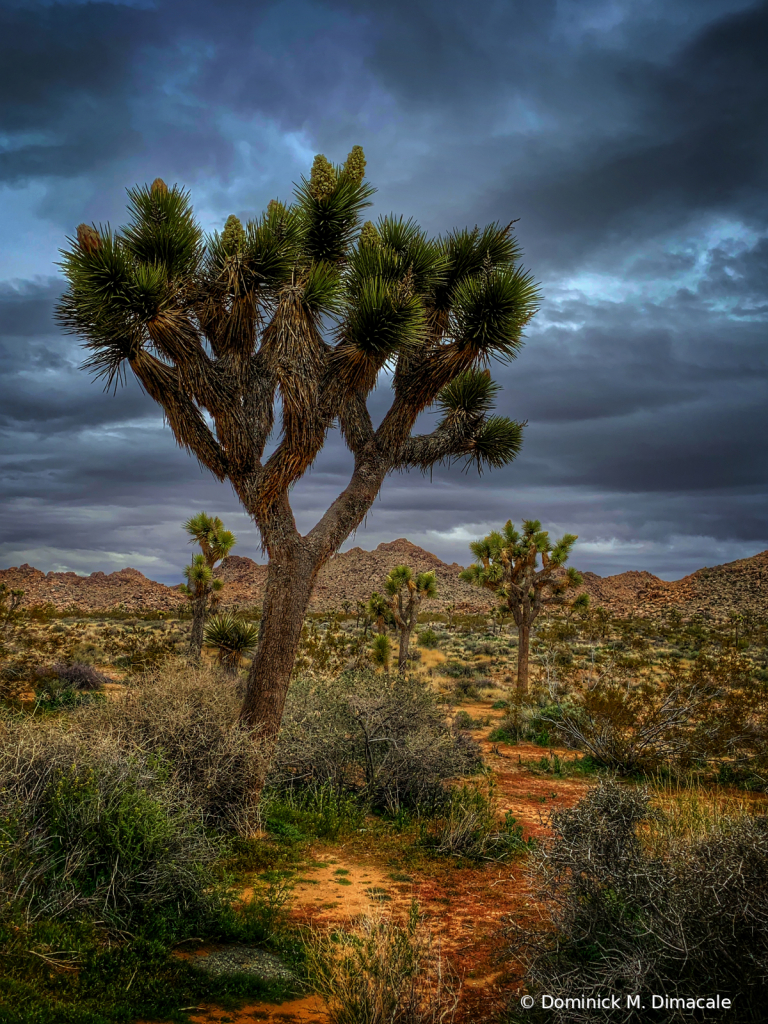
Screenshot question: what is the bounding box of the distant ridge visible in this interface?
[1,545,766,621]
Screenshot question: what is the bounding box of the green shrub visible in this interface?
[0,726,223,927]
[416,628,439,649]
[262,783,367,841]
[273,670,482,813]
[307,903,459,1024]
[420,783,531,861]
[505,780,768,1023]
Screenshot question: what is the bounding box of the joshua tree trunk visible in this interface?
[189,595,207,660]
[397,627,412,675]
[517,622,530,695]
[239,546,318,743]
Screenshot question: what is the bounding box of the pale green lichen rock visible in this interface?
[359,220,379,249]
[344,144,366,184]
[309,154,337,201]
[221,214,245,252]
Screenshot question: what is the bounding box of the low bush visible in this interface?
[416,628,440,649]
[541,651,768,774]
[420,783,531,861]
[306,903,459,1024]
[0,721,223,928]
[34,660,110,691]
[272,669,482,813]
[88,662,267,832]
[505,780,768,1023]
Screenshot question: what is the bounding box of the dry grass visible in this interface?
[306,905,460,1024]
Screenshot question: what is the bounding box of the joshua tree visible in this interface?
[203,611,260,677]
[385,565,438,673]
[180,512,236,658]
[57,147,538,762]
[460,520,583,694]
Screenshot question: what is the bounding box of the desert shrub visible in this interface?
[101,624,178,673]
[443,661,476,678]
[505,780,768,1023]
[306,903,459,1024]
[78,662,267,832]
[416,628,439,649]
[34,660,110,691]
[453,709,479,731]
[419,782,531,861]
[0,721,222,927]
[452,677,479,700]
[272,670,482,813]
[542,651,767,774]
[262,783,367,841]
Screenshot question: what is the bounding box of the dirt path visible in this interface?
[143,703,593,1024]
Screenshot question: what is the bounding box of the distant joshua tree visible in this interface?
[180,512,236,659]
[385,565,438,673]
[460,519,584,694]
[57,146,537,778]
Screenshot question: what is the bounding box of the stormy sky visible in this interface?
[1,0,766,585]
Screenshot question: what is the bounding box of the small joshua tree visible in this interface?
[385,566,438,673]
[460,520,583,694]
[180,512,236,658]
[203,612,260,677]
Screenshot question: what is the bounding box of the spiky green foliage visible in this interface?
[369,632,392,671]
[180,513,236,658]
[183,512,236,568]
[203,612,260,674]
[367,591,394,634]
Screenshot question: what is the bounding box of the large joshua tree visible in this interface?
[460,520,582,695]
[56,146,539,753]
[385,566,438,673]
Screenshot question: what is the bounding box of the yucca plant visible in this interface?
[57,147,539,792]
[369,633,392,673]
[460,519,584,694]
[367,591,394,635]
[385,566,438,673]
[203,611,260,676]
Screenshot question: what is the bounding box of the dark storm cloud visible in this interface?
[0,0,766,581]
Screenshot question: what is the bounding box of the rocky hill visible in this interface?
[0,564,186,613]
[576,549,768,621]
[214,538,490,613]
[1,544,765,621]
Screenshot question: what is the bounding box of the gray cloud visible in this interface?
[0,0,766,583]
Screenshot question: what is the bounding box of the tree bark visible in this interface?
[397,627,411,675]
[239,548,317,745]
[517,623,530,695]
[189,594,207,660]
